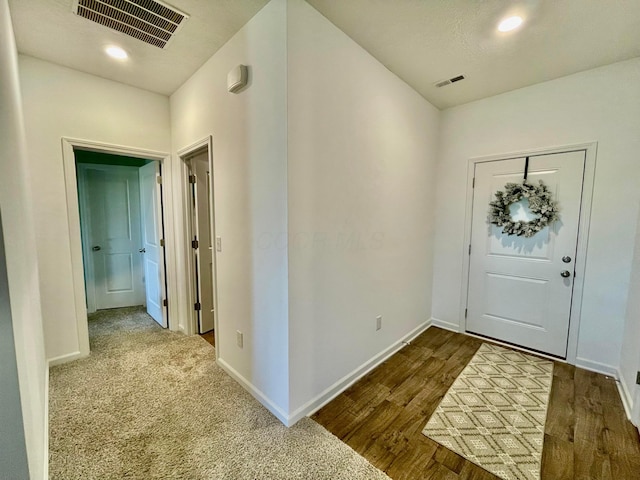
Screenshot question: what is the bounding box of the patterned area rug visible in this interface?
[422,342,553,480]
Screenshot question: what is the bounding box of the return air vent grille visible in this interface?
[73,0,189,49]
[435,74,466,88]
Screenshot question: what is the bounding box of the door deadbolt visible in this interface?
[92,245,101,251]
[562,256,572,263]
[560,270,571,278]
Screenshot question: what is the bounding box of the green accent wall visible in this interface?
[74,149,152,167]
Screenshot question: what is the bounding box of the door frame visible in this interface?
[460,142,597,364]
[176,136,218,348]
[62,138,174,358]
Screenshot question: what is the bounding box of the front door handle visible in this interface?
[92,245,101,251]
[560,270,571,278]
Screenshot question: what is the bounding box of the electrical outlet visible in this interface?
[216,237,222,252]
[376,315,382,331]
[236,330,243,348]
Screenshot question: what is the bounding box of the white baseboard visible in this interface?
[47,351,85,367]
[429,322,621,380]
[288,320,432,425]
[432,324,623,384]
[575,357,618,378]
[43,365,49,480]
[617,369,634,423]
[216,357,291,426]
[430,317,461,333]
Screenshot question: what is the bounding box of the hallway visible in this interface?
[48,307,386,479]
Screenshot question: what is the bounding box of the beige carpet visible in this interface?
[422,342,553,480]
[49,307,389,479]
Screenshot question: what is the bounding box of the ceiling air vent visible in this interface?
[435,74,466,88]
[73,0,189,49]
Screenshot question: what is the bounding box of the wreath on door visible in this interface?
[489,181,559,237]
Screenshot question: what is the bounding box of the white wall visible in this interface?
[433,58,640,373]
[19,56,171,362]
[17,0,637,434]
[0,1,48,477]
[170,0,439,421]
[0,218,29,478]
[620,201,640,425]
[170,0,289,416]
[287,0,440,415]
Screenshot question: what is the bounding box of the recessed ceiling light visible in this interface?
[498,16,524,32]
[105,46,128,60]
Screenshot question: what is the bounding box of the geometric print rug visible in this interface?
[422,342,553,480]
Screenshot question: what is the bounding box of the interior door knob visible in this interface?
[139,248,146,253]
[92,245,101,251]
[560,270,571,278]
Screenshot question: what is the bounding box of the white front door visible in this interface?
[466,150,585,357]
[139,162,167,327]
[189,152,215,334]
[84,165,145,310]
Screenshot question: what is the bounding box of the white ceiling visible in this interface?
[8,0,269,96]
[307,0,640,108]
[8,0,640,108]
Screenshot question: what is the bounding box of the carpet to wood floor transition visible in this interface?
[49,307,388,480]
[49,308,640,480]
[313,328,640,480]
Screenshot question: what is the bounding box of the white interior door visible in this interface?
[84,165,145,310]
[139,161,167,327]
[466,151,585,357]
[189,152,215,334]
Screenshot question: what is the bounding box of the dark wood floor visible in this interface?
[312,327,640,480]
[200,330,215,347]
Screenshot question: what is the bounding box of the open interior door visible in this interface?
[189,152,214,334]
[139,161,167,327]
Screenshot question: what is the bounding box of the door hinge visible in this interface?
[163,298,168,307]
[156,175,162,184]
[194,302,201,311]
[636,371,640,385]
[468,244,471,255]
[472,177,475,188]
[465,308,468,318]
[160,238,165,247]
[191,238,199,249]
[189,174,196,184]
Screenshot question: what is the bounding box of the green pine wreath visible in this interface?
[489,181,559,238]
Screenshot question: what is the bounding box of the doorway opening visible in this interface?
[178,138,216,348]
[75,149,169,332]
